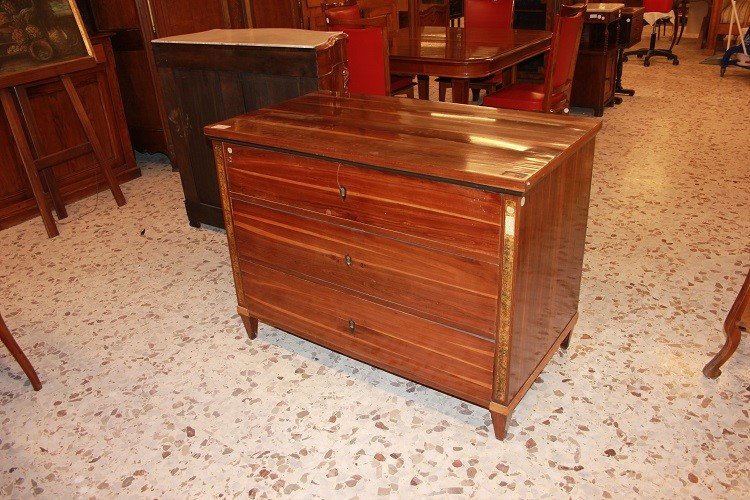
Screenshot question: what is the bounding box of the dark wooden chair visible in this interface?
[483,2,586,114]
[0,312,42,390]
[323,0,417,97]
[438,0,515,102]
[703,267,749,378]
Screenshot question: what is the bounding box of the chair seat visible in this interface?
[483,83,564,112]
[390,74,415,91]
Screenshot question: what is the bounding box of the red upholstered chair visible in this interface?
[341,24,391,95]
[438,0,515,102]
[483,3,586,114]
[623,0,679,66]
[465,0,514,29]
[323,1,417,97]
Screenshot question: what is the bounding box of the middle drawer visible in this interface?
[232,199,499,339]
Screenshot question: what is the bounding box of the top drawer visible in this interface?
[224,145,501,262]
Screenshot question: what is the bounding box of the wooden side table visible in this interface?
[703,268,750,378]
[0,313,42,390]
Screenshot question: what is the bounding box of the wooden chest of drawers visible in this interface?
[205,92,601,440]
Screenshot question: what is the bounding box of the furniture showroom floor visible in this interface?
[1,40,748,498]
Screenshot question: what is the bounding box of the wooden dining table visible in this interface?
[389,27,553,104]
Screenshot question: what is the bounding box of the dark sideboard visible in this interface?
[152,29,347,228]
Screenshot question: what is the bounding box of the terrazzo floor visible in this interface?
[1,39,749,498]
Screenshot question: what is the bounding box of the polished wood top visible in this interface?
[152,28,345,49]
[204,92,601,193]
[389,27,552,65]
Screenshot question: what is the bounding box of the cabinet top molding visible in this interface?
[205,92,602,193]
[152,28,345,49]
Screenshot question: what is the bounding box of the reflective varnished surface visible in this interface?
[204,91,601,193]
[388,27,552,79]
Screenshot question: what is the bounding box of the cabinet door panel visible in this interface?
[0,114,31,204]
[88,0,140,30]
[250,0,300,28]
[152,0,233,36]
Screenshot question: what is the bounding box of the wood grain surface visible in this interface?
[205,92,601,193]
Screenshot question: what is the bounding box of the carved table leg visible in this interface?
[0,314,42,391]
[242,316,258,340]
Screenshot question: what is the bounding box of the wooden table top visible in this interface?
[204,92,601,194]
[388,27,552,79]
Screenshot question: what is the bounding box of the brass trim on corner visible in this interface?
[213,143,245,305]
[493,199,517,404]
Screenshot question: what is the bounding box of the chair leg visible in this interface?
[438,81,447,102]
[471,88,481,102]
[405,87,415,99]
[0,314,42,391]
[703,324,741,378]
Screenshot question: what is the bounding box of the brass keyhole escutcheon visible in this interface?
[339,186,347,200]
[345,254,352,267]
[348,319,356,334]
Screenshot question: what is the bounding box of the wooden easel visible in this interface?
[1,74,126,238]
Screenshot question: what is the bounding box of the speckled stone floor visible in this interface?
[1,39,749,498]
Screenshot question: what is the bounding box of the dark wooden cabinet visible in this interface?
[152,30,347,228]
[571,4,622,116]
[247,0,303,28]
[78,0,249,156]
[0,35,138,230]
[205,92,601,440]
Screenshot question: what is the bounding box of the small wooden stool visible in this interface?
[0,75,126,238]
[704,268,750,378]
[0,312,42,391]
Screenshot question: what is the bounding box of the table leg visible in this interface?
[451,78,469,104]
[417,75,429,100]
[615,48,635,97]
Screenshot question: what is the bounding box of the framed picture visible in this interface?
[0,0,95,89]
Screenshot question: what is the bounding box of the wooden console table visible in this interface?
[152,29,347,229]
[205,92,601,440]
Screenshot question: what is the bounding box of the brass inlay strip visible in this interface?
[494,199,517,404]
[214,143,246,307]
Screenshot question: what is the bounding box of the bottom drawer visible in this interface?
[242,261,495,406]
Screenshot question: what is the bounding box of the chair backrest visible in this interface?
[324,1,398,33]
[323,1,363,29]
[464,0,514,30]
[543,2,586,112]
[419,0,450,27]
[643,0,673,14]
[341,25,390,96]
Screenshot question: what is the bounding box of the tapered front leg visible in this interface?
[560,331,572,350]
[490,409,509,440]
[242,316,258,340]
